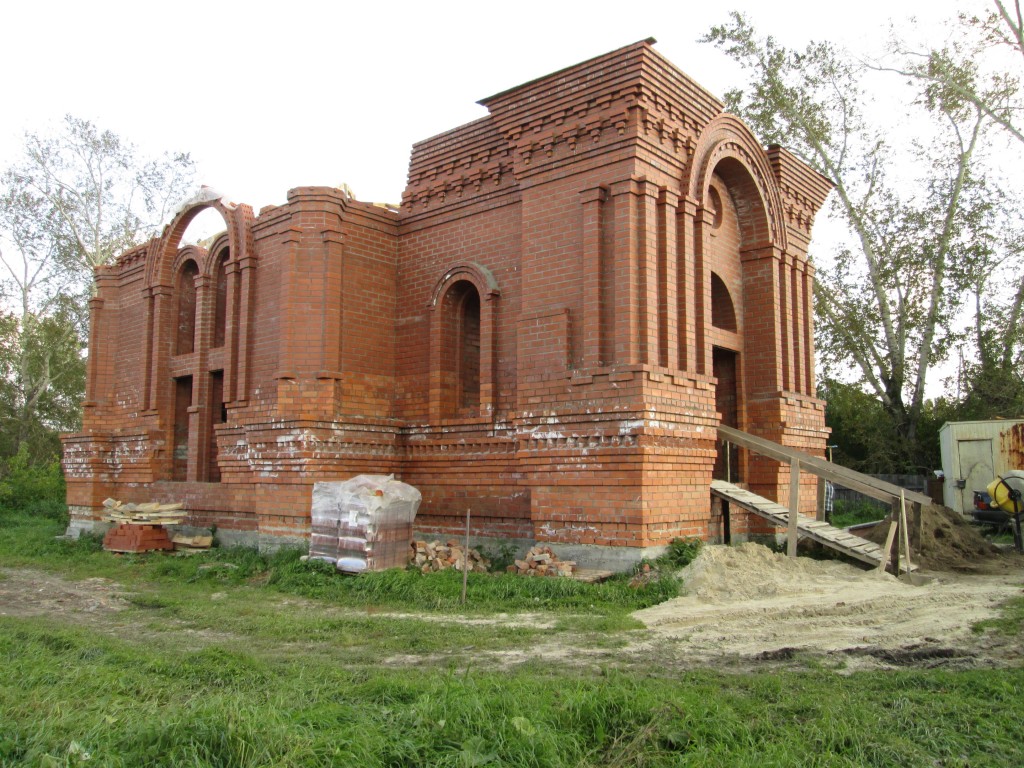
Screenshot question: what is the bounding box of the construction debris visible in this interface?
[101,498,186,525]
[171,534,214,551]
[507,545,577,577]
[411,540,490,573]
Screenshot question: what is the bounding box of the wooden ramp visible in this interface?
[711,479,910,572]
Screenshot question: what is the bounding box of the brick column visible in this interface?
[677,196,699,373]
[223,261,241,403]
[658,189,679,370]
[192,274,213,480]
[579,186,606,368]
[146,285,174,414]
[638,179,660,366]
[611,177,640,365]
[790,261,805,395]
[779,257,791,391]
[801,263,815,395]
[235,254,257,403]
[320,229,345,380]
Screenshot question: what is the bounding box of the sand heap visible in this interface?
[678,542,893,603]
[865,504,1012,572]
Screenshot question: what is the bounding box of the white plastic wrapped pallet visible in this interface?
[310,475,421,573]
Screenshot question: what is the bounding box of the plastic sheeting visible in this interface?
[310,475,421,573]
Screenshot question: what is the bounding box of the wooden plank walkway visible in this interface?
[711,479,912,572]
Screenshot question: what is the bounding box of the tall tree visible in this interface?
[703,13,1009,468]
[0,115,195,462]
[2,115,195,289]
[875,1,1024,416]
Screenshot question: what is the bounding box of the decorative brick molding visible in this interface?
[63,40,831,565]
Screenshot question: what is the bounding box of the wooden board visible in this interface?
[711,479,915,573]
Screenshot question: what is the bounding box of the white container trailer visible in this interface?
[939,420,1024,515]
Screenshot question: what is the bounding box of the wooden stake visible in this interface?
[788,458,800,558]
[461,508,470,605]
[877,520,898,573]
[898,489,913,573]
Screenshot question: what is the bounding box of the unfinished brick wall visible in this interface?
[63,39,832,565]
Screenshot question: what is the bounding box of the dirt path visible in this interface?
[0,568,130,626]
[3,545,1023,673]
[633,544,1024,671]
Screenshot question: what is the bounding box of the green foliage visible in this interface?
[830,499,887,529]
[3,512,1024,765]
[661,537,703,569]
[822,378,950,473]
[269,552,679,613]
[0,115,195,471]
[0,445,65,516]
[3,617,1024,766]
[475,540,518,573]
[974,596,1024,635]
[703,12,1021,459]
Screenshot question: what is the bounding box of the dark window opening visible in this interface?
[440,280,482,418]
[173,376,193,481]
[713,347,740,481]
[208,371,225,482]
[213,249,229,348]
[175,261,199,355]
[459,290,481,412]
[711,272,737,332]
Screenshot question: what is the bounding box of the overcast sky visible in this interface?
[2,0,972,215]
[0,0,994,396]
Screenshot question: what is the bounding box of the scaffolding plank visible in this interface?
[711,479,913,572]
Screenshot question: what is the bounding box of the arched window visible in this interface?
[710,272,737,332]
[440,280,482,417]
[175,260,199,355]
[213,249,229,348]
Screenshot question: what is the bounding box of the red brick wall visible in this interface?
[64,40,831,559]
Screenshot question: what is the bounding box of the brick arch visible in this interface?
[429,262,500,308]
[203,232,231,275]
[145,192,255,289]
[171,244,207,278]
[687,114,787,253]
[141,192,257,424]
[429,262,500,421]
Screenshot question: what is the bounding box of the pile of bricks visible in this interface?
[508,545,577,577]
[103,523,175,553]
[411,540,490,573]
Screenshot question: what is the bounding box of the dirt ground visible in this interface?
[3,509,1023,674]
[631,543,1024,672]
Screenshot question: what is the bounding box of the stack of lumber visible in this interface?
[101,498,186,525]
[171,534,214,551]
[411,540,490,573]
[508,545,576,577]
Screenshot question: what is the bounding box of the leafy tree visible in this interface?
[882,1,1024,147]
[703,13,1014,458]
[2,115,195,289]
[876,1,1024,417]
[0,116,195,466]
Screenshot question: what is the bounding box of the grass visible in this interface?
[4,617,1024,767]
[831,499,888,529]
[4,507,1024,766]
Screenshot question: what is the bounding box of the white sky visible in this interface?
[0,0,991,397]
[1,0,971,212]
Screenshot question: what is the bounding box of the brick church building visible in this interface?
[62,40,832,567]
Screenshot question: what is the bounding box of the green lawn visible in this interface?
[3,509,1024,767]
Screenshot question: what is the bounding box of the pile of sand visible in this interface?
[633,542,1024,670]
[678,542,894,603]
[864,504,1013,572]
